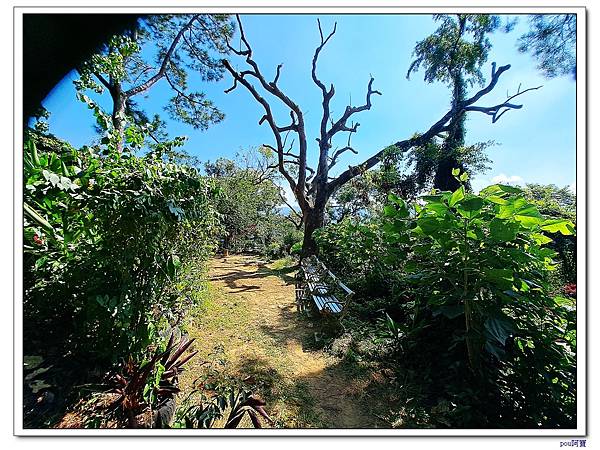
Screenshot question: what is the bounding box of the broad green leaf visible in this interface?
[497,202,515,219]
[458,196,484,212]
[532,232,553,245]
[421,194,444,203]
[489,218,518,242]
[24,355,44,369]
[541,218,575,235]
[404,260,418,273]
[25,366,51,381]
[449,186,465,207]
[486,195,508,205]
[484,268,514,290]
[496,184,523,194]
[456,197,484,219]
[30,141,41,166]
[154,362,165,386]
[29,379,52,394]
[417,217,441,234]
[23,202,54,233]
[484,313,515,346]
[512,202,544,228]
[383,205,397,217]
[424,202,449,216]
[479,184,504,197]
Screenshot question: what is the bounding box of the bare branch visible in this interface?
[328,63,536,194]
[327,76,381,140]
[329,123,358,169]
[224,78,238,94]
[283,159,316,177]
[236,14,253,55]
[223,59,296,187]
[329,146,358,168]
[222,17,311,209]
[312,20,337,96]
[262,143,299,160]
[464,85,542,123]
[272,64,283,86]
[278,187,304,229]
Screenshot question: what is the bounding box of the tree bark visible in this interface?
[433,72,466,192]
[112,87,127,153]
[301,204,325,258]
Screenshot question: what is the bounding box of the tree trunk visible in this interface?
[301,206,325,258]
[111,86,127,153]
[433,72,466,192]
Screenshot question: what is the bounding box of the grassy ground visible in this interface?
[178,254,386,428]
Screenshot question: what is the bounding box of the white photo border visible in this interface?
[13,2,587,437]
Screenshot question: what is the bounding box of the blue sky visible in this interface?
[41,14,576,199]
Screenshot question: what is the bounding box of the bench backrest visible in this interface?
[301,256,354,298]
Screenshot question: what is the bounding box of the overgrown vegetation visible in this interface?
[22,12,577,430]
[316,171,576,427]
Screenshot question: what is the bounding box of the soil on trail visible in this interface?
[180,254,381,428]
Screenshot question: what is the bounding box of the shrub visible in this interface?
[315,170,576,427]
[23,135,220,364]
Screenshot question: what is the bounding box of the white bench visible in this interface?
[295,256,354,316]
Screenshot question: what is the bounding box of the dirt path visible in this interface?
[180,254,379,428]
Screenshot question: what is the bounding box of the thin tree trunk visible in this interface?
[112,88,127,153]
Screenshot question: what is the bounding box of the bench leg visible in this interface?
[295,285,307,312]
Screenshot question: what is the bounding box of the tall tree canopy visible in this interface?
[205,151,284,253]
[406,14,501,192]
[75,14,234,151]
[517,14,577,79]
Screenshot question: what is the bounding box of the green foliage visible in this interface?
[173,387,271,429]
[23,132,220,364]
[407,14,500,194]
[523,183,576,286]
[315,202,408,308]
[316,171,576,427]
[327,172,382,222]
[290,241,303,256]
[75,14,234,149]
[407,14,500,88]
[517,14,576,79]
[205,151,295,257]
[172,351,272,429]
[523,183,576,219]
[377,140,496,199]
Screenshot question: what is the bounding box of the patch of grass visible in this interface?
[271,381,326,428]
[269,256,297,272]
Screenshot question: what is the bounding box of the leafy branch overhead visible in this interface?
[76,14,235,151]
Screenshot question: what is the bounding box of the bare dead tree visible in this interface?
[222,16,541,256]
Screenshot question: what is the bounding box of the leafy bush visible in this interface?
[315,211,408,317]
[315,171,576,427]
[290,241,303,256]
[23,134,220,364]
[523,183,576,287]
